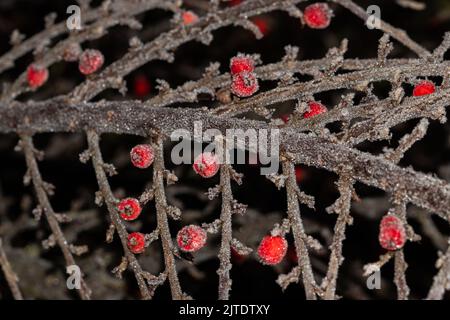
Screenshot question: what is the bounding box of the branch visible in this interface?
[152,137,184,300]
[4,100,450,219]
[282,160,317,299]
[0,238,23,300]
[217,165,233,300]
[427,240,450,300]
[21,134,91,300]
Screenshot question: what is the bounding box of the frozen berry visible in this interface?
[257,235,288,265]
[304,3,333,29]
[303,101,327,118]
[117,198,141,221]
[231,71,259,97]
[177,225,207,252]
[79,49,104,75]
[130,144,154,169]
[133,74,151,97]
[230,54,255,75]
[27,64,49,89]
[193,152,220,178]
[182,10,199,25]
[379,215,406,251]
[62,42,82,62]
[127,232,146,254]
[413,80,435,97]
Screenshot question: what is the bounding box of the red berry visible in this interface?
[413,80,435,97]
[133,74,151,97]
[257,235,288,265]
[280,114,290,123]
[79,49,104,75]
[251,17,269,36]
[304,3,333,29]
[230,55,255,75]
[182,11,199,25]
[130,144,154,169]
[193,152,220,178]
[117,198,142,221]
[231,71,259,97]
[62,42,82,62]
[27,64,49,89]
[303,101,327,118]
[177,225,207,252]
[127,232,146,254]
[295,166,303,182]
[379,215,406,251]
[228,0,243,6]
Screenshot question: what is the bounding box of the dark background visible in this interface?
[0,0,449,300]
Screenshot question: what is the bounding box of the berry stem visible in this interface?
[152,137,184,300]
[217,165,233,300]
[282,161,317,300]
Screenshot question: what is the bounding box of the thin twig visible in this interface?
[152,137,184,300]
[21,134,91,300]
[217,165,233,300]
[282,160,317,299]
[0,238,23,300]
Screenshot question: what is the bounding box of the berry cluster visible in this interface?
[230,54,259,97]
[120,144,157,254]
[27,47,104,89]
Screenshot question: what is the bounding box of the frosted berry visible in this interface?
[177,225,207,252]
[27,64,49,89]
[304,3,333,29]
[130,144,154,169]
[230,55,255,75]
[62,42,82,62]
[133,74,151,97]
[257,235,288,265]
[127,232,146,254]
[379,215,406,251]
[79,49,104,75]
[182,11,199,25]
[117,198,142,221]
[193,152,220,178]
[413,80,435,97]
[303,101,327,118]
[231,71,259,97]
